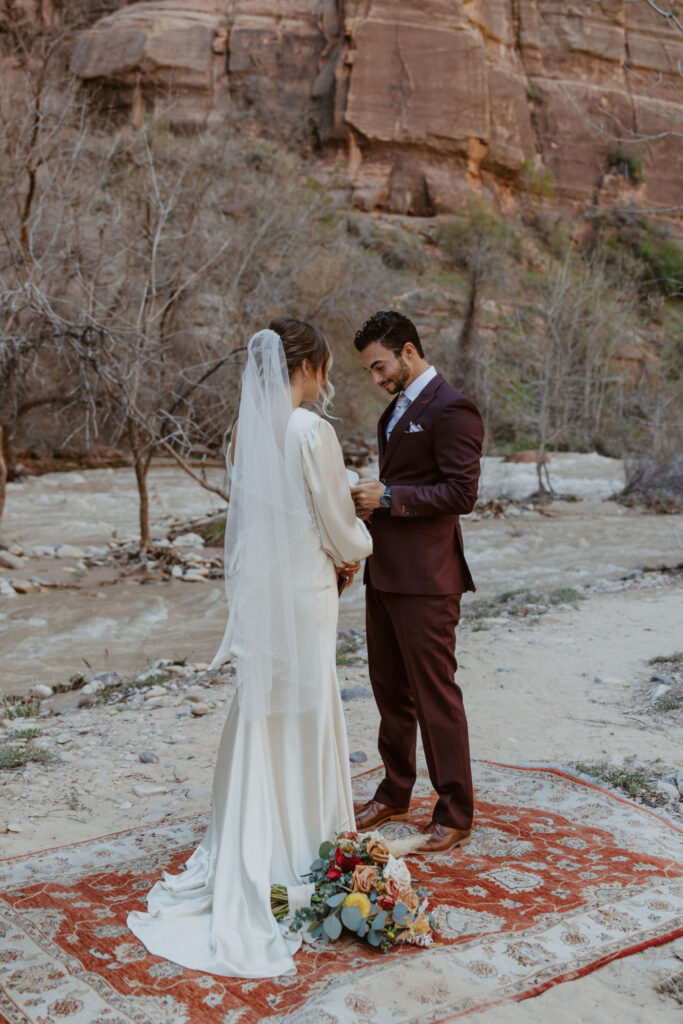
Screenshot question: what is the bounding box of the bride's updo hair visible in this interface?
[268,316,334,413]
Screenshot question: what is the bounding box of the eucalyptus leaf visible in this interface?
[326,892,345,908]
[392,902,410,925]
[323,915,342,940]
[356,920,367,938]
[309,922,323,939]
[341,904,362,931]
[367,929,382,947]
[311,858,324,872]
[371,910,387,931]
[319,841,333,859]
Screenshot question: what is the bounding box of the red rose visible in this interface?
[327,866,342,880]
[335,848,362,873]
[378,894,396,910]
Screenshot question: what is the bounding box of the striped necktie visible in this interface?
[386,392,411,438]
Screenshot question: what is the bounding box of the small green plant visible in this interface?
[0,745,47,769]
[7,727,41,741]
[573,761,659,801]
[649,651,683,665]
[607,147,644,185]
[65,790,87,812]
[7,699,41,720]
[655,694,683,712]
[336,633,365,667]
[467,587,582,623]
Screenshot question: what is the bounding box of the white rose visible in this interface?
[383,854,411,893]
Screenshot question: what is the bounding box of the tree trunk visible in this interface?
[127,418,152,554]
[0,427,7,523]
[457,267,479,391]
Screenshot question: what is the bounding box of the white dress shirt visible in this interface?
[386,365,437,438]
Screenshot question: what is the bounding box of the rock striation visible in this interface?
[70,0,683,216]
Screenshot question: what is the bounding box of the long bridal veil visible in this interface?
[210,328,322,721]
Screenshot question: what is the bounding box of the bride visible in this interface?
[128,318,372,977]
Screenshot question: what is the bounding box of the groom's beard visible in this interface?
[380,358,411,395]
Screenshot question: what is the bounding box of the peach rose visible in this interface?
[366,838,390,865]
[400,887,419,913]
[351,864,378,894]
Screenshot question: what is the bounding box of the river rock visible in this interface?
[139,751,159,764]
[145,685,168,699]
[173,768,189,783]
[91,671,122,687]
[7,822,22,833]
[340,685,372,702]
[185,688,207,703]
[132,783,168,798]
[11,580,37,594]
[190,702,210,716]
[144,696,170,709]
[349,751,368,764]
[0,579,17,598]
[183,570,209,582]
[29,545,55,557]
[0,550,24,570]
[30,684,54,699]
[173,533,205,548]
[655,781,680,804]
[54,544,86,559]
[651,683,672,701]
[81,679,105,696]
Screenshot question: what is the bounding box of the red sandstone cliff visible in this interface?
[63,1,683,218]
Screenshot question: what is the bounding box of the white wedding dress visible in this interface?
[128,406,372,977]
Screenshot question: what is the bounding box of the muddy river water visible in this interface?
[1,454,680,697]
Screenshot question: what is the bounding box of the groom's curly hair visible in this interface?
[353,310,424,358]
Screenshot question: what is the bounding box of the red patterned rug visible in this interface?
[1,761,682,1024]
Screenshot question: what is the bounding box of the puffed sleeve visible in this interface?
[301,419,373,567]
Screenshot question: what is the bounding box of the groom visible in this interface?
[350,311,484,854]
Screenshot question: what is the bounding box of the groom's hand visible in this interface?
[351,479,385,520]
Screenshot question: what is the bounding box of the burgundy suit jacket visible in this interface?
[364,373,483,595]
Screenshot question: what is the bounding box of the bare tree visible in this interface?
[498,250,636,492]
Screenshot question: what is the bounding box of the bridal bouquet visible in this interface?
[271,832,434,953]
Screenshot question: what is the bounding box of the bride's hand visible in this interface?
[337,561,360,591]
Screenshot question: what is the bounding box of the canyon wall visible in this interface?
[62,1,683,218]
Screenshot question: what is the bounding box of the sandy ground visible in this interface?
[1,461,682,1021]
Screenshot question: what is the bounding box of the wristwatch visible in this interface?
[379,486,392,508]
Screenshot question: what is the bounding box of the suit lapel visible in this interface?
[380,373,444,475]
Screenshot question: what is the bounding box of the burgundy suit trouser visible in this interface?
[365,580,473,831]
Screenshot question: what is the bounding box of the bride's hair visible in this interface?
[268,316,335,414]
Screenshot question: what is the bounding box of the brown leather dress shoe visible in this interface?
[414,822,472,854]
[354,799,410,831]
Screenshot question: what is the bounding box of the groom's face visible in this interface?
[361,341,411,395]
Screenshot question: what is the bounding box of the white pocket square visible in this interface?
[406,422,424,433]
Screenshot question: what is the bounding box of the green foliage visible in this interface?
[649,651,683,665]
[0,745,47,769]
[7,727,41,741]
[436,199,520,266]
[468,587,583,625]
[607,147,645,185]
[520,157,555,199]
[7,699,41,720]
[573,761,657,800]
[655,694,683,711]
